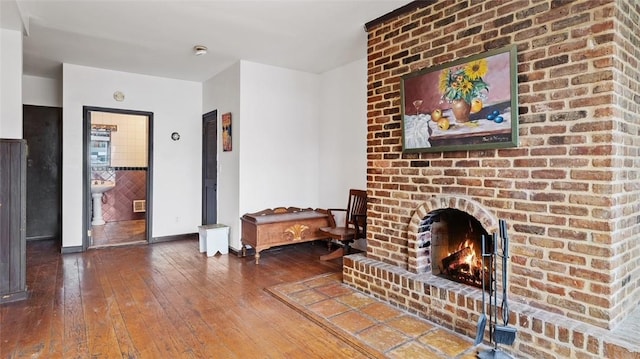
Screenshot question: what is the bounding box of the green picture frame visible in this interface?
[401,45,518,153]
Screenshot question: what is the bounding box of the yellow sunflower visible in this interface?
[459,79,474,95]
[439,58,490,103]
[464,59,488,80]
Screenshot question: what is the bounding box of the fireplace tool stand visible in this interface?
[478,219,517,359]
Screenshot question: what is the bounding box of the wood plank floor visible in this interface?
[0,239,368,358]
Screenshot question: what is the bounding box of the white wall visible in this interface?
[318,58,368,203]
[0,29,23,138]
[318,58,368,249]
[23,75,62,107]
[202,62,241,249]
[239,61,321,212]
[62,63,202,248]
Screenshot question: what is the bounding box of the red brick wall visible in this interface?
[364,0,639,332]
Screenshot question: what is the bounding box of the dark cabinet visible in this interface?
[0,139,27,303]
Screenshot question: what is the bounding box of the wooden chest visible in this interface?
[240,207,329,264]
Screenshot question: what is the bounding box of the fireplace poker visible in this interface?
[494,219,517,345]
[478,231,514,359]
[474,234,488,345]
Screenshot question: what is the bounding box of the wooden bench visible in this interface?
[240,207,330,264]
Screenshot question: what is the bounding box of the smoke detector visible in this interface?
[193,45,208,56]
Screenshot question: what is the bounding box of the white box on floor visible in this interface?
[198,224,230,257]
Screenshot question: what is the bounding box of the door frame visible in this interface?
[82,106,154,250]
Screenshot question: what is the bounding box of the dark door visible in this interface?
[202,110,217,224]
[0,139,28,303]
[23,105,62,241]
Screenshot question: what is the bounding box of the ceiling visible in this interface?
[1,0,411,82]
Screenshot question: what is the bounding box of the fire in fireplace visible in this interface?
[420,208,491,289]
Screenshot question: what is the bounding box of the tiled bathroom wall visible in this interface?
[102,170,146,222]
[91,112,148,167]
[91,111,148,223]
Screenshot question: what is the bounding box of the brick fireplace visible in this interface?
[343,1,640,358]
[417,198,492,290]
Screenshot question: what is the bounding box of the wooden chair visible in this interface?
[319,189,367,261]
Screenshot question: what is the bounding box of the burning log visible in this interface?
[442,246,474,274]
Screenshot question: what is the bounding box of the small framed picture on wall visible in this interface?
[222,112,232,152]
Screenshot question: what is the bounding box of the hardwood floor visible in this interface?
[0,239,367,358]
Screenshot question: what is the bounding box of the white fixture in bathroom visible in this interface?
[90,180,115,225]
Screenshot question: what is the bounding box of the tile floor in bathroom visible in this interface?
[91,219,146,247]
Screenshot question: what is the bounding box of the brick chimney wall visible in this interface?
[362,0,640,334]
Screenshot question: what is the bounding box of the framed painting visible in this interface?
[222,112,232,152]
[401,45,518,153]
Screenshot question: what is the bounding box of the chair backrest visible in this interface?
[345,189,367,236]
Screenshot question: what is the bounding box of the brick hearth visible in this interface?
[345,1,640,358]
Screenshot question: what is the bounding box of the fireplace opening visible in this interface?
[420,208,491,289]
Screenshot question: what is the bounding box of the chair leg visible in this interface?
[320,246,345,261]
[320,240,354,261]
[344,241,351,255]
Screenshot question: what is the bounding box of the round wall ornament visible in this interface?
[113,91,125,102]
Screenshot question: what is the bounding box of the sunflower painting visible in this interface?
[401,45,518,153]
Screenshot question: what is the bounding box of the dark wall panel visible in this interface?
[0,139,27,303]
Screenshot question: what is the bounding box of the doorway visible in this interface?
[202,110,217,225]
[23,105,62,243]
[83,107,153,249]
